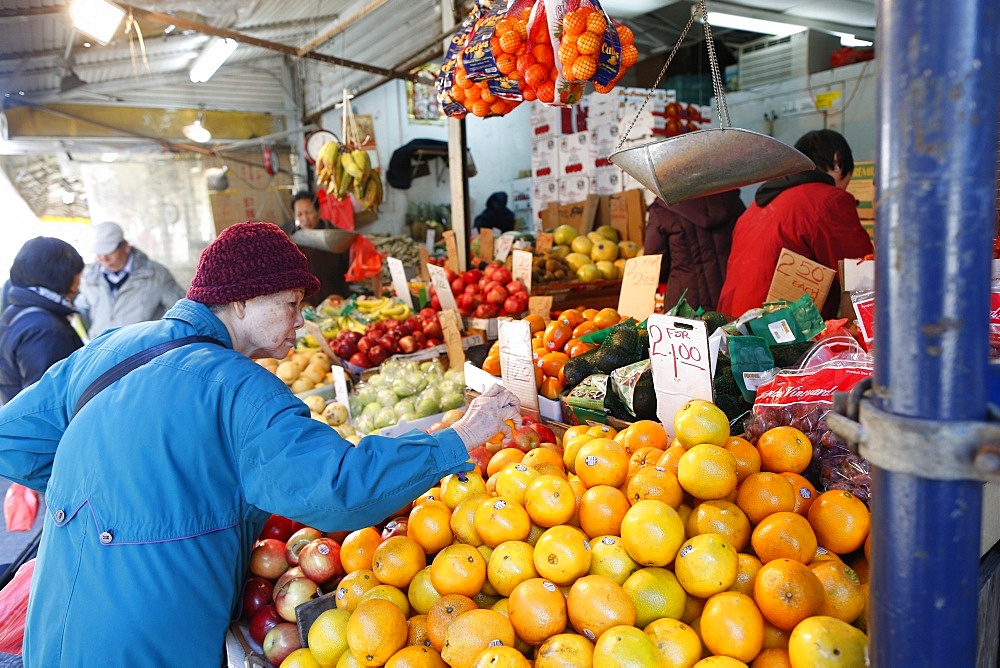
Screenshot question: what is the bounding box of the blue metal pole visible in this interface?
[873,0,999,663]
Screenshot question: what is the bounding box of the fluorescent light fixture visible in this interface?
[182,113,212,143]
[189,38,238,83]
[598,0,674,19]
[706,11,806,37]
[70,0,126,46]
[833,32,873,47]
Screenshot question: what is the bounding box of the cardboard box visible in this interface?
[532,177,560,231]
[591,166,623,196]
[606,189,647,244]
[558,131,594,177]
[530,105,560,139]
[559,175,591,204]
[464,361,563,421]
[847,161,875,240]
[209,149,291,235]
[531,136,559,179]
[541,195,600,235]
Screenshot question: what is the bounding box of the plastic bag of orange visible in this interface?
[518,0,585,106]
[462,0,531,94]
[344,235,386,283]
[3,483,38,533]
[0,558,34,655]
[557,0,637,92]
[436,0,489,118]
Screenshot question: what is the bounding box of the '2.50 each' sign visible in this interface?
[766,248,836,311]
[646,314,713,436]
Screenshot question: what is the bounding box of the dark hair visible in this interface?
[9,237,85,295]
[291,191,319,209]
[794,129,854,178]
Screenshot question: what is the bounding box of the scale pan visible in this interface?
[608,128,815,204]
[291,228,358,253]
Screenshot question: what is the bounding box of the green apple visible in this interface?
[576,263,602,282]
[553,224,578,246]
[570,235,594,255]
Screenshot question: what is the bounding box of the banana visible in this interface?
[352,149,371,174]
[356,296,389,313]
[341,152,365,179]
[362,174,383,213]
[380,303,408,320]
[334,164,354,200]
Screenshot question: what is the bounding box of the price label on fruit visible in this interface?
[443,230,461,273]
[427,263,460,313]
[479,228,494,264]
[766,248,836,311]
[497,317,541,417]
[646,314,713,439]
[495,235,514,262]
[387,257,414,310]
[512,250,533,293]
[618,254,662,321]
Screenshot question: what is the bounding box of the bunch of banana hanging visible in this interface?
[314,140,383,213]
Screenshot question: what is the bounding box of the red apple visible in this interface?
[397,336,417,354]
[485,284,508,306]
[463,268,483,285]
[468,446,491,475]
[249,604,282,645]
[356,335,376,355]
[333,339,357,360]
[262,622,301,666]
[527,422,557,445]
[250,538,289,581]
[348,352,371,369]
[425,338,442,348]
[474,303,498,319]
[451,277,465,295]
[504,293,527,315]
[367,344,389,366]
[422,320,443,339]
[510,426,541,453]
[241,577,274,620]
[259,514,302,543]
[419,307,437,321]
[381,518,408,539]
[274,576,320,622]
[285,527,323,567]
[377,335,398,354]
[298,537,345,585]
[275,566,305,593]
[429,293,441,311]
[492,266,512,285]
[506,280,527,294]
[412,331,427,347]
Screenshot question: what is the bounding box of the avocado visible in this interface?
[700,310,731,336]
[563,354,598,389]
[592,345,633,374]
[632,369,658,420]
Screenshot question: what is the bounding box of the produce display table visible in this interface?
[532,278,622,312]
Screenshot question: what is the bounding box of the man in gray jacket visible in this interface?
[75,222,187,339]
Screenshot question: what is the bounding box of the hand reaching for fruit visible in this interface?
[451,384,522,452]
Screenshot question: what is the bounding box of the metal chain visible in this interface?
[699,0,731,128]
[616,11,699,150]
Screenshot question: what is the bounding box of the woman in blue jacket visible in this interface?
[0,237,85,404]
[0,222,520,666]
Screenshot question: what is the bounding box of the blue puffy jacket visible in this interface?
[0,299,471,666]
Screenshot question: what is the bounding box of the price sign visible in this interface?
[425,228,436,253]
[766,248,836,311]
[418,247,431,281]
[330,365,350,414]
[646,314,713,439]
[495,235,514,262]
[512,250,533,293]
[479,228,494,264]
[443,230,460,274]
[387,257,414,310]
[528,296,553,322]
[438,309,466,369]
[618,254,662,321]
[498,317,541,418]
[536,232,554,254]
[427,263,459,313]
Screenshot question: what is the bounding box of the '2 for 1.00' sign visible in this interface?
[649,320,708,380]
[646,314,713,437]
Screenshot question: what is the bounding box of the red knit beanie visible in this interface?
[187,222,320,304]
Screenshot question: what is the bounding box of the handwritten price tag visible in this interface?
[387,257,414,310]
[479,228,494,264]
[512,250,533,293]
[425,228,436,253]
[646,314,713,439]
[618,254,662,321]
[498,317,540,417]
[427,263,459,313]
[443,230,460,274]
[418,247,431,281]
[330,366,350,414]
[528,296,553,322]
[438,309,466,369]
[495,235,514,262]
[536,232,554,254]
[766,248,835,311]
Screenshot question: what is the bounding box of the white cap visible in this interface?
[91,222,125,255]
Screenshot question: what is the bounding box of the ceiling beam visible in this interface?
[296,0,394,57]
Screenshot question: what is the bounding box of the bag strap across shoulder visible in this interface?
[73,335,225,417]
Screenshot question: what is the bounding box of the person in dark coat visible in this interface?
[645,190,746,312]
[717,129,874,320]
[474,192,516,233]
[0,237,85,404]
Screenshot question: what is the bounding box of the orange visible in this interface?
[450,496,486,547]
[734,472,797,525]
[586,424,618,439]
[523,314,546,335]
[755,426,812,474]
[440,609,516,668]
[430,543,487,597]
[673,532,740,598]
[495,462,542,506]
[532,525,592,585]
[542,320,573,352]
[307,607,352,667]
[577,485,630,539]
[562,433,594,473]
[628,446,665,476]
[340,527,383,573]
[677,444,739,500]
[413,487,441,507]
[699,591,765,663]
[673,399,730,448]
[850,554,870,585]
[408,500,454,555]
[620,500,686,567]
[475,497,532,548]
[779,472,817,516]
[761,620,790,649]
[406,614,431,647]
[592,307,620,330]
[469,645,531,668]
[574,438,629,489]
[572,321,600,339]
[588,534,640,585]
[535,632,594,666]
[426,594,478,651]
[626,465,684,509]
[440,471,487,510]
[622,566,688,628]
[730,553,764,597]
[691,657,748,667]
[752,558,824,631]
[655,444,687,476]
[644,617,702,667]
[806,490,871,555]
[751,511,818,564]
[487,448,525,477]
[787,615,868,667]
[521,447,565,472]
[487,540,538,597]
[524,474,577,528]
[592,625,663,665]
[723,436,762,484]
[581,308,600,322]
[508,577,570,646]
[558,308,586,330]
[407,566,441,615]
[749,648,791,668]
[809,560,865,624]
[372,536,427,589]
[539,350,569,377]
[385,645,447,667]
[482,354,502,377]
[336,569,380,613]
[562,424,591,443]
[686,500,752,552]
[280,648,322,668]
[346,598,408,666]
[360,584,411,617]
[614,420,670,455]
[810,545,843,564]
[567,575,636,642]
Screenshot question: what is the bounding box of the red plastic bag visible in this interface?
[3,484,38,533]
[344,235,385,283]
[0,558,34,655]
[317,189,356,231]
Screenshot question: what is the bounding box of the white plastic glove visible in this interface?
[451,384,522,451]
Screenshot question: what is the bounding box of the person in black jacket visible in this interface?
[0,237,85,404]
[474,192,516,233]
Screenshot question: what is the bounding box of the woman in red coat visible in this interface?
[716,130,874,320]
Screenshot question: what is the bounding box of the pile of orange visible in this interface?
[557,7,639,94]
[283,403,872,668]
